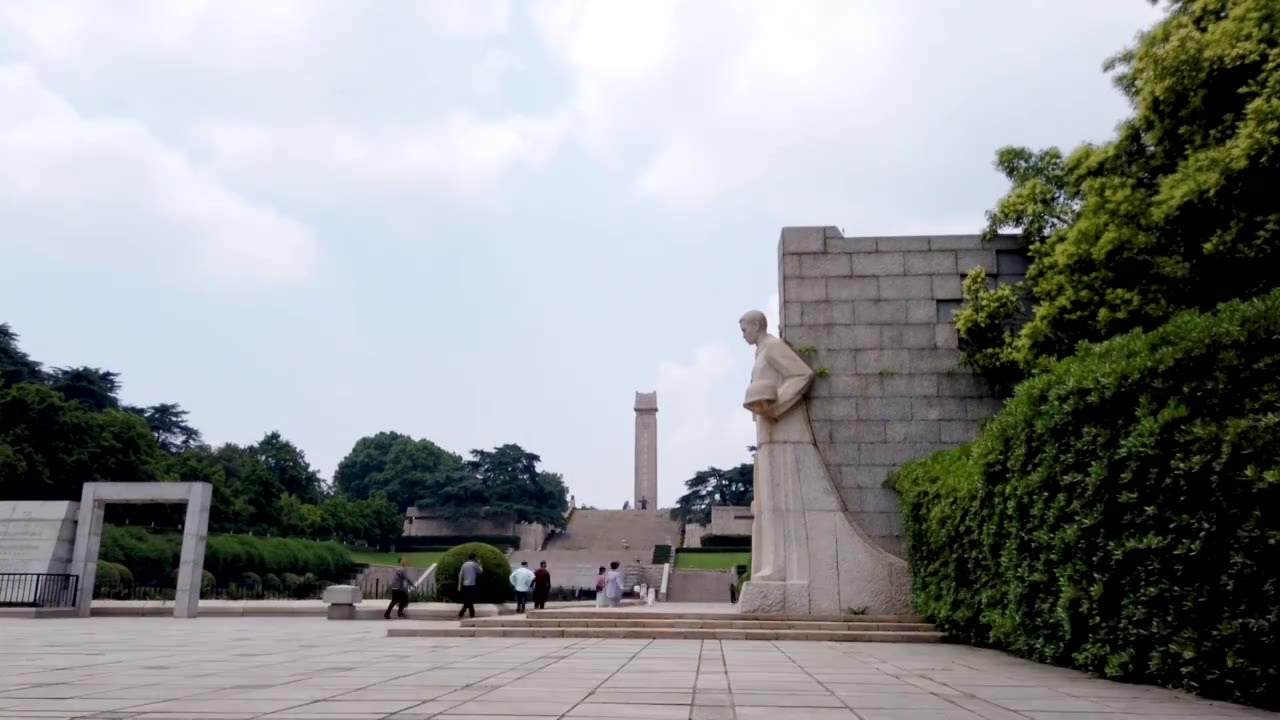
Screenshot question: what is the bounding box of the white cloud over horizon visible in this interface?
[0,63,315,286]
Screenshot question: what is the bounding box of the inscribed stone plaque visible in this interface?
[0,501,80,574]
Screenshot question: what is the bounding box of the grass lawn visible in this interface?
[348,549,445,568]
[675,550,751,570]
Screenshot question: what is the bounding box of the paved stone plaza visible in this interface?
[0,618,1274,719]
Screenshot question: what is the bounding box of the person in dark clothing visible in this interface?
[456,552,482,619]
[532,561,551,610]
[384,557,410,619]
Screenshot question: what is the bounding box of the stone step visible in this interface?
[460,617,938,632]
[388,626,943,642]
[528,609,928,624]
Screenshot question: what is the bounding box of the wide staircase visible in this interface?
[388,608,942,643]
[507,509,680,591]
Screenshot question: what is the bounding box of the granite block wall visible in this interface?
[777,226,1024,558]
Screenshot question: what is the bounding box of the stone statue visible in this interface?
[737,310,913,614]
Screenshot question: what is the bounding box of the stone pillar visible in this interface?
[634,391,658,509]
[70,486,105,618]
[174,482,212,619]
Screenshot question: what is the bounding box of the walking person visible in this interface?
[384,557,410,619]
[594,566,607,607]
[532,561,551,610]
[456,552,482,619]
[605,561,624,608]
[510,561,535,613]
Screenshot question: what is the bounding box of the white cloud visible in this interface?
[0,64,315,284]
[413,0,512,38]
[193,111,569,200]
[0,0,325,71]
[532,0,1163,219]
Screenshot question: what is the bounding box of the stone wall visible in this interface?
[777,226,1023,557]
[402,508,546,550]
[710,505,753,536]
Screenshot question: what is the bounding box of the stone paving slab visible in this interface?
[0,618,1274,719]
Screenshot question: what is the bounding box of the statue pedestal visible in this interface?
[740,442,913,615]
[738,580,809,614]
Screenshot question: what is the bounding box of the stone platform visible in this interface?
[388,604,942,643]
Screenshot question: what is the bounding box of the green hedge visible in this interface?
[397,535,519,550]
[896,290,1280,709]
[700,534,751,548]
[434,542,511,604]
[651,544,672,564]
[99,526,354,586]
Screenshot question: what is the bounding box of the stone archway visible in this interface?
[68,482,212,618]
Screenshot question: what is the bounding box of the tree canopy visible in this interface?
[956,0,1280,387]
[334,431,465,511]
[669,450,755,526]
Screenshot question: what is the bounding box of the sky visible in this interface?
[0,0,1163,510]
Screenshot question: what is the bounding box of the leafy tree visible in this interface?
[274,493,322,538]
[0,383,167,500]
[670,455,755,526]
[167,444,254,533]
[252,431,325,504]
[457,444,569,527]
[957,0,1280,385]
[127,403,201,454]
[364,490,404,546]
[334,431,465,511]
[0,323,43,386]
[47,366,121,411]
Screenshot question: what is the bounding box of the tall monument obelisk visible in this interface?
[634,391,658,510]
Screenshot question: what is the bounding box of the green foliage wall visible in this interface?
[897,291,1280,709]
[99,525,354,587]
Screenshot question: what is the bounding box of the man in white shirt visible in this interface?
[509,561,536,613]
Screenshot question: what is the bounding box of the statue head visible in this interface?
[739,310,768,345]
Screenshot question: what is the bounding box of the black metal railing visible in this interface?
[0,573,79,608]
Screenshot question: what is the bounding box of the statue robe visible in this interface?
[748,334,817,584]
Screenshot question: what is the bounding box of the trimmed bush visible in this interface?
[896,290,1280,709]
[434,542,511,604]
[700,534,751,548]
[240,572,262,589]
[111,563,134,585]
[281,572,301,590]
[262,573,282,592]
[397,535,519,550]
[95,562,121,587]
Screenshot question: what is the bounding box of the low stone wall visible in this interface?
[401,508,547,551]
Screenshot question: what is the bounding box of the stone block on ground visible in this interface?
[322,584,362,605]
